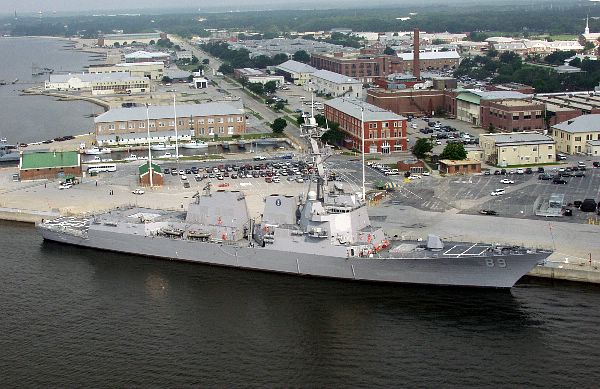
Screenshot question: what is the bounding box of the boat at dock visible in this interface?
[181,140,208,149]
[238,140,247,149]
[124,154,139,161]
[37,117,551,288]
[150,143,176,151]
[0,139,20,162]
[84,147,111,155]
[221,141,230,150]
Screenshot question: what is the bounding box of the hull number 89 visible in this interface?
[485,258,507,268]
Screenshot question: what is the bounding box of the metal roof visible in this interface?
[325,97,406,122]
[311,69,360,84]
[397,51,460,61]
[48,73,144,83]
[138,162,162,175]
[553,114,600,133]
[276,60,316,74]
[483,132,555,146]
[95,102,243,123]
[124,51,170,59]
[20,151,79,170]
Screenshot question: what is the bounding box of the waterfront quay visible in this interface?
[1,153,599,284]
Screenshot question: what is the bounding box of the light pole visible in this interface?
[146,103,153,188]
[173,94,179,168]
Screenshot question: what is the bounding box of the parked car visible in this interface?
[491,189,505,196]
[580,199,598,212]
[479,209,498,216]
[552,178,567,184]
[132,188,145,195]
[500,179,514,184]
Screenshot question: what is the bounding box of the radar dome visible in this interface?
[307,191,317,201]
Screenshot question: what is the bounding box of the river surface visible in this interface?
[1,221,600,387]
[0,37,102,143]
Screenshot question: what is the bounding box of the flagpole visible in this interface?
[146,104,153,187]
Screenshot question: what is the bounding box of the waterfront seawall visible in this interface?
[0,207,60,224]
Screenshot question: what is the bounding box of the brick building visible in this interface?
[366,88,455,117]
[94,102,246,146]
[19,151,82,181]
[479,99,545,132]
[138,162,164,186]
[324,97,407,154]
[438,159,481,175]
[310,52,403,83]
[396,51,461,72]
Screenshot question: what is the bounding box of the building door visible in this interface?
[369,143,378,154]
[381,141,390,154]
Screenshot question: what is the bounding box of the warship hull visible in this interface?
[38,226,545,288]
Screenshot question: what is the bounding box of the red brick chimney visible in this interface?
[413,28,420,81]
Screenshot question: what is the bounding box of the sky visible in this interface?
[5,0,396,14]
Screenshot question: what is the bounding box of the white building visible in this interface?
[45,73,150,95]
[193,77,208,89]
[307,69,362,98]
[275,60,317,85]
[88,61,165,80]
[124,50,170,64]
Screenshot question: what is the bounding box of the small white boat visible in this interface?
[101,158,114,162]
[150,143,175,151]
[90,155,101,162]
[159,152,173,159]
[84,147,111,155]
[181,140,208,149]
[124,154,138,161]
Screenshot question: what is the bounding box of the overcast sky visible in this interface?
[3,0,433,15]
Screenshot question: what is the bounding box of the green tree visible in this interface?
[412,138,433,159]
[440,142,467,160]
[584,42,596,52]
[218,63,234,74]
[321,122,343,145]
[149,40,156,45]
[113,42,120,48]
[292,50,310,63]
[383,46,395,55]
[162,76,173,83]
[202,58,209,65]
[263,80,278,95]
[273,101,285,111]
[247,82,264,95]
[487,123,497,133]
[569,57,582,67]
[270,118,287,133]
[296,115,305,125]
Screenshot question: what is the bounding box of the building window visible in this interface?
[208,127,214,135]
[218,118,224,123]
[199,119,205,125]
[575,136,582,141]
[237,116,243,122]
[108,124,115,130]
[228,126,234,134]
[382,122,389,128]
[227,117,234,123]
[208,118,215,124]
[119,123,126,130]
[128,123,134,129]
[369,123,377,129]
[219,126,224,134]
[149,122,155,128]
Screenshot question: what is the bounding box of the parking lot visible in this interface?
[385,165,600,223]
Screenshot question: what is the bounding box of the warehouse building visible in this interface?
[307,69,362,98]
[479,132,556,166]
[551,114,600,155]
[94,102,246,146]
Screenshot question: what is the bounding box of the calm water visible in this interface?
[0,37,102,143]
[1,221,600,387]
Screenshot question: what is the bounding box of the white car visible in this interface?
[59,183,72,190]
[491,189,505,196]
[296,177,304,183]
[422,171,430,176]
[180,174,188,180]
[253,155,266,161]
[132,188,145,195]
[516,168,524,174]
[411,123,418,129]
[500,179,514,184]
[272,177,281,183]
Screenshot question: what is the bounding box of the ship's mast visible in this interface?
[361,107,365,201]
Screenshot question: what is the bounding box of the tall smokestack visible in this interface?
[413,28,420,81]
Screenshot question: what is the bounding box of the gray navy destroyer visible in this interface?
[37,119,550,288]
